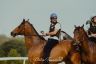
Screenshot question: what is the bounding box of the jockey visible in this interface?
[86,16,96,42]
[41,13,61,64]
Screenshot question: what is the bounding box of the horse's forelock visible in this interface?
[74,26,80,32]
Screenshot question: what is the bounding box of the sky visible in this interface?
[0,0,96,37]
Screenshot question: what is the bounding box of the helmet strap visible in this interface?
[51,21,57,24]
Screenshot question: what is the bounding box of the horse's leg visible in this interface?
[70,52,81,64]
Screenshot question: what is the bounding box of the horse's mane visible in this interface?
[81,27,89,38]
[26,21,45,40]
[61,31,73,40]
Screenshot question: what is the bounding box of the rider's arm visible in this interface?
[84,22,90,35]
[46,23,60,36]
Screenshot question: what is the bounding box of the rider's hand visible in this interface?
[41,31,46,36]
[91,34,96,37]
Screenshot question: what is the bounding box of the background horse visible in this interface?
[11,19,80,64]
[73,25,96,64]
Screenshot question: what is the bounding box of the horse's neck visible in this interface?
[81,34,90,53]
[24,36,33,50]
[24,35,45,50]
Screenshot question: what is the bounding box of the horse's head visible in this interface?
[11,19,34,37]
[73,25,87,42]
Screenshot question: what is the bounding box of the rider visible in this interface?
[42,13,61,64]
[86,16,96,42]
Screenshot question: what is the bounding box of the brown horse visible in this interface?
[73,25,96,64]
[11,19,80,64]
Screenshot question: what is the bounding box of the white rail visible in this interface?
[0,57,65,64]
[0,57,28,64]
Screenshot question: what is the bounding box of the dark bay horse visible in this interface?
[11,19,80,64]
[73,25,96,64]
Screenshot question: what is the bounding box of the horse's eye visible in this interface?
[18,26,21,28]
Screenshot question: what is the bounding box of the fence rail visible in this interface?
[0,57,65,64]
[0,57,28,64]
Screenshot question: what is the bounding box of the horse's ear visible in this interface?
[21,19,26,24]
[23,19,25,22]
[27,19,29,22]
[74,25,76,28]
[82,24,84,28]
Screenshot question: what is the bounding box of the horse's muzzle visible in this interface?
[11,32,17,37]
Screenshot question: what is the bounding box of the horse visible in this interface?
[11,19,81,64]
[73,25,96,64]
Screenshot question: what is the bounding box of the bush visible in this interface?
[0,39,27,57]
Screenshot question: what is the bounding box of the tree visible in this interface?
[0,48,5,57]
[1,39,27,56]
[8,49,20,57]
[7,49,22,64]
[0,48,7,64]
[0,35,10,45]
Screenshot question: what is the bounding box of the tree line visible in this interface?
[0,35,28,64]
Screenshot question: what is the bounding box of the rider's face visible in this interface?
[50,17,57,23]
[93,17,96,23]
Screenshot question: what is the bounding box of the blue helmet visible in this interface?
[50,13,57,18]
